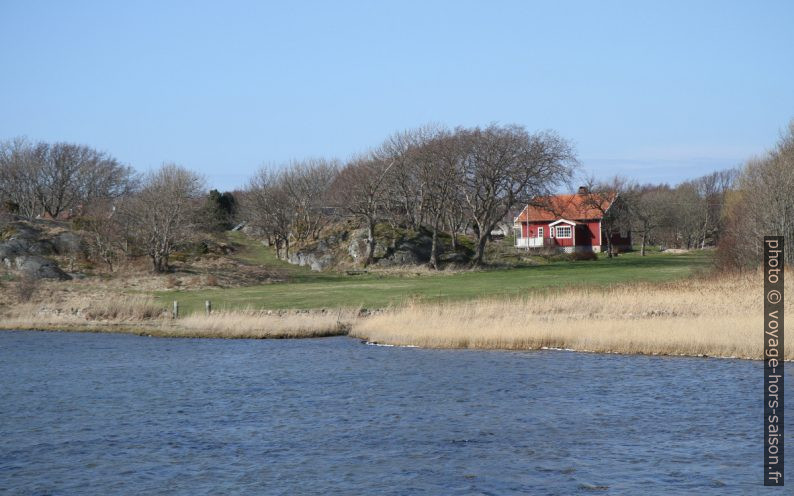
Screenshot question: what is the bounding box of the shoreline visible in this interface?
[0,323,349,339]
[1,323,786,362]
[2,271,790,361]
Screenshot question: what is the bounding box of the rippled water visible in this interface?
[0,331,788,495]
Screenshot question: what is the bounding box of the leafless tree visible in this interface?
[376,127,440,230]
[0,138,136,219]
[624,184,673,255]
[692,169,737,248]
[279,159,339,242]
[119,164,205,272]
[331,156,394,266]
[458,125,577,265]
[720,121,794,267]
[243,168,297,259]
[0,138,41,218]
[581,176,632,257]
[416,130,463,268]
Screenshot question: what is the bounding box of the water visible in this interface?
[0,331,788,495]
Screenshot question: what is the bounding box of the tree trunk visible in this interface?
[451,230,458,251]
[152,253,167,273]
[640,231,647,256]
[364,219,376,267]
[472,232,488,266]
[604,230,613,258]
[429,215,442,270]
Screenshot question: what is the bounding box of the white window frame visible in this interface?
[537,227,544,238]
[555,226,572,238]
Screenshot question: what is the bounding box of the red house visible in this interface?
[513,187,631,253]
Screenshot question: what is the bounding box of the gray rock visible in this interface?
[28,239,56,255]
[52,231,84,255]
[373,243,388,258]
[13,255,71,280]
[376,249,420,266]
[440,251,468,264]
[0,239,30,260]
[348,238,367,262]
[289,251,334,272]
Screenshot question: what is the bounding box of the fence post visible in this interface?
[205,300,212,316]
[173,300,179,319]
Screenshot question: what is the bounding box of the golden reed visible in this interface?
[350,272,793,360]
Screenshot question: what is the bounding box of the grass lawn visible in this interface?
[156,233,714,314]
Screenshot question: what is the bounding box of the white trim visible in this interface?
[516,237,544,248]
[513,205,529,224]
[554,225,572,238]
[537,226,544,238]
[549,218,576,227]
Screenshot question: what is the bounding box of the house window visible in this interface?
[555,226,572,238]
[537,227,544,238]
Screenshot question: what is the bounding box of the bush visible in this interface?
[14,275,39,303]
[542,251,598,262]
[84,296,165,320]
[164,274,181,288]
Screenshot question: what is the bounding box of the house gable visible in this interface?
[514,192,617,223]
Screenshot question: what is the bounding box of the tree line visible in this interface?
[240,124,578,267]
[1,121,792,273]
[583,168,738,258]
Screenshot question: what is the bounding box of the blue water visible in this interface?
[0,331,788,495]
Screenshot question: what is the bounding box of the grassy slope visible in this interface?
[156,232,713,314]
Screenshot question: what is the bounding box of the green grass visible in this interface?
[157,234,714,314]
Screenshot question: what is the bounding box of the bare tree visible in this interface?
[581,177,631,258]
[376,127,440,230]
[0,138,42,218]
[120,164,204,272]
[415,130,462,269]
[458,125,577,265]
[280,159,339,242]
[693,169,737,248]
[721,121,794,267]
[625,184,673,256]
[243,168,297,259]
[331,156,394,267]
[0,138,136,219]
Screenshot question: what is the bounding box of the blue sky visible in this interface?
[1,0,792,190]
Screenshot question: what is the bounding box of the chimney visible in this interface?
[577,186,589,195]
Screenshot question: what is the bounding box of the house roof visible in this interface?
[515,192,617,223]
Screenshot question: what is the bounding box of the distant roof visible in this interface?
[515,192,617,222]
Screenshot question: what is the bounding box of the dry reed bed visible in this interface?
[350,273,793,360]
[2,273,790,360]
[0,295,352,339]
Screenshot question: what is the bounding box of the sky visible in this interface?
[1,0,793,191]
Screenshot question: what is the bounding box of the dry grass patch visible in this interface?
[167,309,354,338]
[0,290,353,339]
[351,272,793,360]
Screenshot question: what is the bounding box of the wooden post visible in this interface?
[173,300,179,319]
[205,300,212,316]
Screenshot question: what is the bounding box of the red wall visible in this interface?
[521,220,603,248]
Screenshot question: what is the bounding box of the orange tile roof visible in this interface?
[515,193,616,222]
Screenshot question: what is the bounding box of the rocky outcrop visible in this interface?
[0,218,79,280]
[288,251,334,271]
[11,255,71,280]
[281,223,472,271]
[52,231,84,255]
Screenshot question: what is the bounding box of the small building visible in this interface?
[513,187,631,253]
